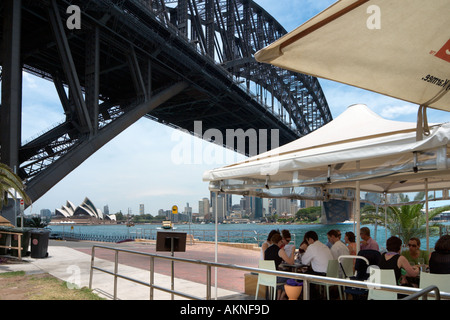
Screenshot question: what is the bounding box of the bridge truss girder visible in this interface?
[161,0,332,134]
[0,0,331,205]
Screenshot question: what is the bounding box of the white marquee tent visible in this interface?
[203,0,450,260]
[203,104,450,196]
[203,104,450,252]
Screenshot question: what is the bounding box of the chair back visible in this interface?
[338,255,356,278]
[356,250,381,280]
[367,267,397,300]
[326,259,339,278]
[420,272,450,300]
[257,260,278,287]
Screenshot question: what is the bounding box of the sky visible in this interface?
[21,0,450,216]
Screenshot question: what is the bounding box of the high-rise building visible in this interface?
[40,209,52,219]
[139,204,145,215]
[226,194,232,216]
[252,196,263,219]
[198,200,205,216]
[240,196,250,215]
[210,193,232,222]
[200,197,210,220]
[216,194,225,221]
[184,202,192,221]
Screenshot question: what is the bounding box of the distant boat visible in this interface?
[161,220,173,229]
[337,220,355,225]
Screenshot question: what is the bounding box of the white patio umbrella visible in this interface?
[255,0,450,119]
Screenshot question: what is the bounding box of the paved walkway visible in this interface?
[0,240,260,300]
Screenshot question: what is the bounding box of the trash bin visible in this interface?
[30,229,50,258]
[0,227,11,255]
[10,227,32,257]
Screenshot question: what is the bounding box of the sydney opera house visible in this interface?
[52,197,116,224]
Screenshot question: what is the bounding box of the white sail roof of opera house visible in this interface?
[54,197,115,220]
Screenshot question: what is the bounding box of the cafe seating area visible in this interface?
[252,254,450,300]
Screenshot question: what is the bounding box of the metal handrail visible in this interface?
[402,285,441,300]
[53,228,266,245]
[89,245,450,300]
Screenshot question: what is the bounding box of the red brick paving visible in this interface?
[74,242,260,293]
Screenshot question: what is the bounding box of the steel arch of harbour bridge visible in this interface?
[0,0,332,204]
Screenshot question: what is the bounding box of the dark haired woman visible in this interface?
[345,231,357,256]
[260,229,280,260]
[379,236,419,285]
[264,233,296,299]
[429,235,450,274]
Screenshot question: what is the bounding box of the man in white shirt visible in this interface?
[327,229,350,260]
[327,230,350,277]
[302,231,333,274]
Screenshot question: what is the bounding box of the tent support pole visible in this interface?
[214,191,218,300]
[384,192,387,246]
[425,178,429,252]
[355,161,361,253]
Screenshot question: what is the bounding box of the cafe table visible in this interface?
[279,262,309,273]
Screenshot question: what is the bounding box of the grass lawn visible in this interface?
[0,271,105,300]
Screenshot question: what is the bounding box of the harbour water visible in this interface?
[48,221,448,250]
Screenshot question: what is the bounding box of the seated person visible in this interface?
[327,229,349,277]
[296,240,309,264]
[264,233,295,299]
[429,235,450,274]
[281,229,295,260]
[260,229,280,260]
[360,227,379,251]
[379,236,419,285]
[345,231,357,256]
[265,233,295,269]
[301,231,333,275]
[402,237,429,265]
[327,229,350,260]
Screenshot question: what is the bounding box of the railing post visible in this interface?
[150,256,154,300]
[114,250,118,300]
[89,246,95,289]
[206,265,211,300]
[303,279,310,300]
[18,233,22,260]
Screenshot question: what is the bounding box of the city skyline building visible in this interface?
[184,202,192,221]
[40,209,51,219]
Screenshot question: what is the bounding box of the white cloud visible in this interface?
[379,105,418,119]
[23,73,38,89]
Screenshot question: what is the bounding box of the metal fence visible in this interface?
[89,245,450,301]
[51,228,270,245]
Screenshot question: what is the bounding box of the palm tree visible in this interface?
[362,203,450,245]
[0,162,31,211]
[25,216,47,228]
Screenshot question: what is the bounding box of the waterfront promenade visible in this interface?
[0,239,260,300]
